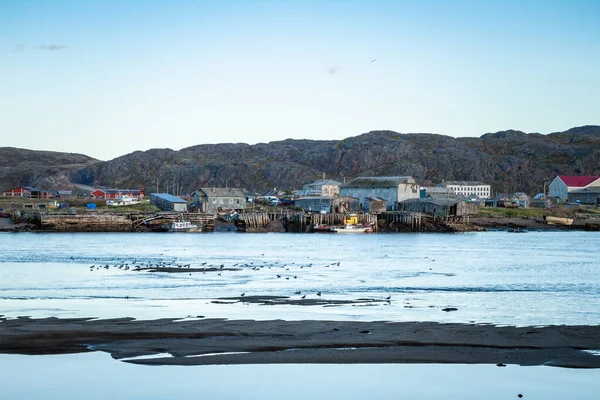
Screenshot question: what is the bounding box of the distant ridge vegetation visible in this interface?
[1,125,599,195]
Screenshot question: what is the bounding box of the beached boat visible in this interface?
[106,195,140,207]
[544,216,574,226]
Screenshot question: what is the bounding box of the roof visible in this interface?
[306,179,343,186]
[342,176,415,188]
[558,176,600,188]
[369,197,386,202]
[94,189,141,194]
[295,196,335,201]
[401,198,463,207]
[443,181,489,186]
[150,193,188,203]
[196,187,247,198]
[569,187,600,194]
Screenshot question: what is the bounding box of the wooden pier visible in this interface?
[33,210,423,232]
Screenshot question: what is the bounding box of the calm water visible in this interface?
[3,352,600,400]
[2,231,600,399]
[1,230,600,325]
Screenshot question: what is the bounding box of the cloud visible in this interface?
[328,66,342,74]
[38,45,66,51]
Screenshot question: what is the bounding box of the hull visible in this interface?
[333,225,371,233]
[544,216,574,226]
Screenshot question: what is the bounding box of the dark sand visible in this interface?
[1,317,599,368]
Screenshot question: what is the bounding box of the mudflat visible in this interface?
[1,317,599,368]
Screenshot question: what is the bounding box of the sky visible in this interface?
[1,0,599,161]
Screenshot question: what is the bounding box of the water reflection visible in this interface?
[2,353,599,400]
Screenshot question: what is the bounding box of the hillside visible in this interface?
[0,148,99,192]
[2,125,599,195]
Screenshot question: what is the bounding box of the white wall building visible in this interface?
[548,175,600,202]
[441,181,492,199]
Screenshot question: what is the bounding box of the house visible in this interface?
[302,179,342,197]
[150,193,188,212]
[532,193,552,208]
[294,196,334,213]
[399,198,479,218]
[568,187,600,206]
[2,186,42,198]
[420,186,453,199]
[513,192,530,208]
[192,187,247,213]
[369,197,387,213]
[439,181,492,199]
[91,189,142,200]
[339,176,419,211]
[332,196,360,213]
[548,175,600,202]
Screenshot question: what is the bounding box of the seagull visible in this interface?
[241,293,245,297]
[386,295,391,300]
[317,291,322,296]
[301,294,306,299]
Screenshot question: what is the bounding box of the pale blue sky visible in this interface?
[1,0,599,160]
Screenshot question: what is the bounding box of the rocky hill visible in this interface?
[0,148,98,192]
[2,125,599,195]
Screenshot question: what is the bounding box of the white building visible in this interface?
[548,175,600,202]
[302,179,342,197]
[339,176,419,211]
[441,181,492,199]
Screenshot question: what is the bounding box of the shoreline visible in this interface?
[1,316,599,368]
[0,215,594,233]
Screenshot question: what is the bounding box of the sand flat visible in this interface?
[1,317,599,368]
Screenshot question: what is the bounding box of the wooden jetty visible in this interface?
[32,210,423,232]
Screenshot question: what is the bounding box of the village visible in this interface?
[1,174,600,233]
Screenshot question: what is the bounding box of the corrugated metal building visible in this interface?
[399,198,478,217]
[150,193,188,212]
[193,187,247,213]
[294,196,334,213]
[568,187,600,205]
[339,176,419,212]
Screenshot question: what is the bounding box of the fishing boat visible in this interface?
[332,224,371,233]
[164,219,201,232]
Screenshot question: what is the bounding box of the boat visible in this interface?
[165,220,201,232]
[106,195,140,207]
[544,216,574,226]
[312,224,335,233]
[331,213,374,233]
[333,224,371,233]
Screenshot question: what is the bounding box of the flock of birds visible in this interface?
[85,256,393,303]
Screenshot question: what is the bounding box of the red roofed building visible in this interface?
[549,175,600,202]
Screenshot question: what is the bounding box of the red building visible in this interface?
[2,186,43,198]
[91,189,143,199]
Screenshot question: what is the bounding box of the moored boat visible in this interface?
[333,224,371,233]
[312,224,335,233]
[164,220,201,232]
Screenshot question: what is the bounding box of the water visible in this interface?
[2,352,600,400]
[1,230,599,325]
[2,231,600,399]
